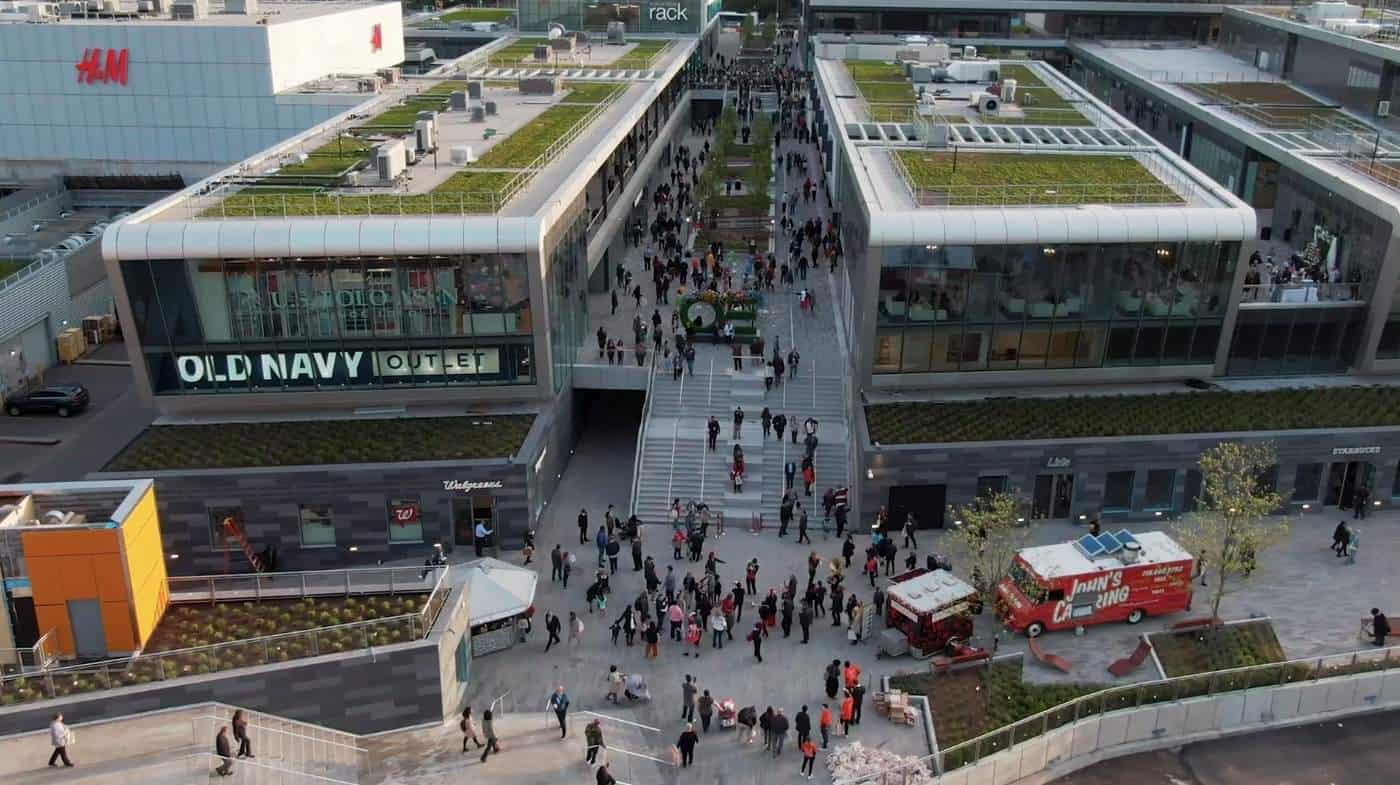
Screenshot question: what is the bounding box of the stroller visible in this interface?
[624,673,652,702]
[718,699,738,728]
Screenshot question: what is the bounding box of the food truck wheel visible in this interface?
[1025,621,1045,638]
[1126,608,1145,625]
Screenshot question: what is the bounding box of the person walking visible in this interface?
[563,550,574,588]
[697,689,716,732]
[770,708,789,757]
[749,621,765,662]
[732,406,744,439]
[480,709,500,763]
[761,407,773,438]
[799,602,814,644]
[631,535,643,572]
[569,612,585,648]
[460,706,484,752]
[797,507,810,544]
[474,519,493,558]
[902,513,918,550]
[214,726,234,776]
[645,620,660,659]
[840,691,855,736]
[596,764,617,785]
[1355,485,1371,519]
[1332,520,1351,556]
[551,544,564,582]
[676,723,700,767]
[759,707,774,750]
[795,705,812,747]
[545,612,562,651]
[1372,608,1391,646]
[842,535,855,568]
[818,704,833,749]
[851,681,867,725]
[232,709,254,759]
[549,686,571,738]
[47,713,74,768]
[585,719,606,765]
[606,537,621,574]
[707,416,720,451]
[711,610,727,648]
[681,675,698,722]
[800,735,818,778]
[823,659,841,699]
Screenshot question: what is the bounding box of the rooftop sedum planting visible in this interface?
[106,415,534,471]
[896,151,1180,206]
[866,387,1400,445]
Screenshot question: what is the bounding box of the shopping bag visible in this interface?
[671,745,682,766]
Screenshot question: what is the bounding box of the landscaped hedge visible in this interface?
[107,415,535,470]
[866,387,1400,444]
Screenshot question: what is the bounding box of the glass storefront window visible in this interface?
[1293,463,1323,502]
[387,497,425,544]
[1103,471,1135,511]
[299,505,337,548]
[873,241,1239,374]
[1144,470,1176,510]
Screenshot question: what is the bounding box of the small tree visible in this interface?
[946,489,1030,599]
[1173,442,1288,629]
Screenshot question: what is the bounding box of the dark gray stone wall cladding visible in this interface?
[860,424,1400,526]
[0,639,442,736]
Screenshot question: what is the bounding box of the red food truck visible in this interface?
[996,530,1194,637]
[884,568,981,658]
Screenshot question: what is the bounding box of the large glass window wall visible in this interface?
[1227,306,1365,375]
[122,255,535,394]
[872,241,1235,373]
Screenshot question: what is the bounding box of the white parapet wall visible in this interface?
[933,667,1400,785]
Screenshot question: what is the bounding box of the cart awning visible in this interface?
[466,557,538,626]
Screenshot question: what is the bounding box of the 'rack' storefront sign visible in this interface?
[171,348,501,388]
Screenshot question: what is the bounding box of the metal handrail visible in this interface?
[0,628,58,670]
[0,186,65,223]
[184,752,359,785]
[190,715,368,754]
[202,704,365,751]
[168,565,438,603]
[841,641,1400,783]
[628,348,660,521]
[0,566,450,704]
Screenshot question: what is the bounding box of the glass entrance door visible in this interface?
[1326,461,1375,509]
[452,498,473,547]
[1031,474,1075,520]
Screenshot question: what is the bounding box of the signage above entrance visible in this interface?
[1045,457,1071,469]
[443,480,504,492]
[171,348,502,389]
[1332,446,1381,456]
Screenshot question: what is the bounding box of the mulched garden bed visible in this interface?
[146,594,426,652]
[1147,618,1286,677]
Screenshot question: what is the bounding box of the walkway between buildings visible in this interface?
[630,36,851,527]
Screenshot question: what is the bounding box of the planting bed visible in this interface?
[561,82,624,104]
[865,386,1400,444]
[891,660,1103,749]
[106,414,533,470]
[994,64,1092,127]
[441,6,514,24]
[1148,619,1286,677]
[476,103,596,168]
[897,151,1179,206]
[146,595,426,653]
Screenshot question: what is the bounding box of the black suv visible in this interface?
[4,385,90,417]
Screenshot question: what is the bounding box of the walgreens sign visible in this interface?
[76,48,129,86]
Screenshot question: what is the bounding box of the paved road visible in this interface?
[1052,712,1400,785]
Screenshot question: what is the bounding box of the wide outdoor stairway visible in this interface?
[633,358,849,527]
[0,703,367,785]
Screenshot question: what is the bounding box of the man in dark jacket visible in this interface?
[799,602,814,644]
[545,612,563,652]
[794,706,812,746]
[631,535,644,572]
[551,544,564,582]
[676,724,700,767]
[578,509,589,544]
[1373,608,1391,646]
[215,727,234,776]
[769,709,790,756]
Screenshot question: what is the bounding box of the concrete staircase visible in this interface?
[633,359,848,527]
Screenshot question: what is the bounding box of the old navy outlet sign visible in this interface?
[170,348,501,389]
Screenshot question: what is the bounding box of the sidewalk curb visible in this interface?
[0,435,61,446]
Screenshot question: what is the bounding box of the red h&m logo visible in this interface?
[370,23,383,52]
[76,48,129,85]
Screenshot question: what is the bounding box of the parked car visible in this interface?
[4,384,90,417]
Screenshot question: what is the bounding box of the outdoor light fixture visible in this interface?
[1016,517,1025,524]
[1375,500,1382,506]
[865,468,874,480]
[1154,511,1163,517]
[348,546,359,552]
[1078,514,1087,521]
[1302,503,1311,510]
[953,520,964,527]
[168,553,179,560]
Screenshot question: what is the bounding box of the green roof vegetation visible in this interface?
[441,6,514,24]
[106,415,535,471]
[475,103,594,168]
[1180,81,1361,131]
[865,387,1400,445]
[995,64,1093,126]
[487,39,668,71]
[0,260,25,278]
[560,82,625,104]
[895,151,1179,206]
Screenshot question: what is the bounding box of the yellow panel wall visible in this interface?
[23,528,127,657]
[120,487,170,648]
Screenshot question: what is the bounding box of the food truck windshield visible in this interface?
[1006,560,1048,604]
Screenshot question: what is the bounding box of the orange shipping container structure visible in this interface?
[0,480,169,659]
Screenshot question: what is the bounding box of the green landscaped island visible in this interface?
[866,387,1400,444]
[895,151,1182,206]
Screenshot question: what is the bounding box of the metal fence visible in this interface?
[0,629,57,671]
[169,565,440,604]
[840,642,1400,784]
[0,567,450,706]
[1240,282,1366,304]
[191,713,369,780]
[183,752,362,785]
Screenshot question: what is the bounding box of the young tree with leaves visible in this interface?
[1173,442,1288,629]
[946,490,1031,600]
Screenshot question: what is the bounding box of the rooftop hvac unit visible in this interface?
[963,45,977,59]
[376,140,406,182]
[450,146,475,165]
[911,66,932,84]
[171,0,207,19]
[484,100,497,115]
[224,0,256,13]
[450,90,468,110]
[416,109,437,123]
[607,21,626,44]
[469,106,485,122]
[973,92,1000,114]
[377,67,401,84]
[533,44,550,62]
[415,118,437,153]
[929,42,950,62]
[1002,78,1018,102]
[136,0,152,11]
[41,510,85,526]
[519,76,558,95]
[467,80,483,99]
